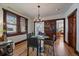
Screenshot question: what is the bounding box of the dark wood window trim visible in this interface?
[3,8,28,37]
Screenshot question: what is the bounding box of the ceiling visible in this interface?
[0,3,73,18]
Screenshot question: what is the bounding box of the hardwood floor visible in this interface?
[13,35,77,56]
[54,35,77,56]
[13,41,27,56]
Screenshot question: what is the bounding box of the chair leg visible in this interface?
[32,47,34,51]
[27,42,29,56]
[37,46,38,56]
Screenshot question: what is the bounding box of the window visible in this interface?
[35,22,44,36]
[6,12,17,34]
[3,9,28,37]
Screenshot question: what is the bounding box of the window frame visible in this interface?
[3,9,28,37]
[6,11,17,34]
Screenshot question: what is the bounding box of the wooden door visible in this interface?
[68,10,76,49]
[44,20,56,40]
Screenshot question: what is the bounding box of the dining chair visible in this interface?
[44,38,55,56]
[27,33,39,56]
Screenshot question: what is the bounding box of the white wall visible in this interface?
[7,34,27,43]
[28,18,34,33]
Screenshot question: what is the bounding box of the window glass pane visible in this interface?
[7,24,16,33]
[6,12,17,34]
[6,13,17,24]
[56,20,64,32]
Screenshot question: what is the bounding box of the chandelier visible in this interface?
[34,4,42,21]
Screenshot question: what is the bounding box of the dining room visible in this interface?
[0,3,79,56]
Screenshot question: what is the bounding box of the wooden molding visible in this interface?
[3,8,28,38]
[15,39,26,45]
[7,32,27,37]
[75,50,79,56]
[64,39,79,56]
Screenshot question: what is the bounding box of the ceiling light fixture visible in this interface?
[34,4,42,22]
[38,5,40,21]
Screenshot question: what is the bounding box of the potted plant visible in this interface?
[0,29,7,41]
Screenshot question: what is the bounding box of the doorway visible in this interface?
[68,9,77,50]
[56,20,64,41]
[44,18,65,41]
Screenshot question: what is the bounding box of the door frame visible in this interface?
[55,18,65,42]
[54,18,65,42]
[67,9,77,51]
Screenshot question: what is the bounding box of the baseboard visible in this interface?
[75,50,79,56]
[64,40,79,56]
[15,39,27,45]
[64,40,69,45]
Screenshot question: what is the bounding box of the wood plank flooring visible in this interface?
[54,36,77,56]
[13,36,77,56]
